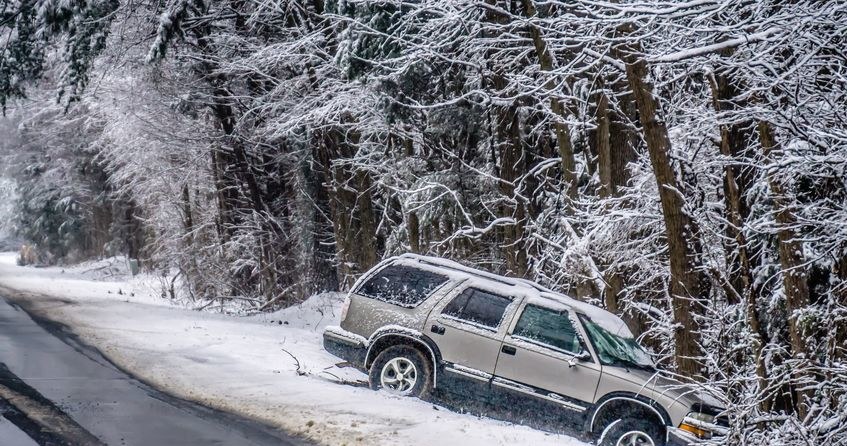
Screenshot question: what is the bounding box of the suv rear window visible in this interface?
[513,305,581,353]
[358,265,449,307]
[442,288,512,329]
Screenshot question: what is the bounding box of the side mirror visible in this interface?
[568,350,591,368]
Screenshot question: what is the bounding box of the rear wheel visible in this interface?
[599,418,664,446]
[369,345,432,398]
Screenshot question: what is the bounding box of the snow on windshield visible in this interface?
[581,317,653,367]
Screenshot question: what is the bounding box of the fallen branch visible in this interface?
[281,348,306,376]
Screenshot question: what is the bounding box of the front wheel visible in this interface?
[368,345,432,398]
[599,418,664,446]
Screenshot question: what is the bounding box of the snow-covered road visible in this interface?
[0,252,590,446]
[0,292,305,446]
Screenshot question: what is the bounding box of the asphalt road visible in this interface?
[0,294,311,446]
[0,414,38,446]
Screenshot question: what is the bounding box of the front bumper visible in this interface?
[667,427,698,446]
[322,326,367,368]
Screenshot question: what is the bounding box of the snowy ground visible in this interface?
[0,252,590,446]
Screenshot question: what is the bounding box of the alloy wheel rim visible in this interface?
[380,357,417,395]
[615,430,655,446]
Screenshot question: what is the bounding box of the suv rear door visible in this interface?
[492,301,601,412]
[425,284,521,380]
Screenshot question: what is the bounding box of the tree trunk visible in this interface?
[596,83,643,334]
[834,253,847,362]
[522,0,600,296]
[608,92,639,195]
[758,120,811,417]
[520,0,578,205]
[596,82,638,199]
[317,125,379,288]
[621,44,708,378]
[596,91,623,311]
[210,87,268,219]
[707,72,758,305]
[484,0,529,276]
[707,72,772,409]
[304,141,340,295]
[210,147,236,241]
[181,184,194,235]
[400,136,422,254]
[209,88,283,300]
[408,211,421,254]
[496,101,528,276]
[596,91,613,200]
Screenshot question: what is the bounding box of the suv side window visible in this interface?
[358,265,448,307]
[512,305,582,354]
[442,288,511,329]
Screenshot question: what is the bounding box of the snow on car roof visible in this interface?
[396,254,633,337]
[536,292,633,337]
[398,253,552,293]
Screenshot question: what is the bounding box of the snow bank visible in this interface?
[0,252,171,307]
[0,253,589,446]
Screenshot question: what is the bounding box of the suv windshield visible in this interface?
[580,316,654,370]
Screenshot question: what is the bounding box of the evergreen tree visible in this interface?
[0,0,118,109]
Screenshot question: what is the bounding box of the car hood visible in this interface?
[599,365,725,422]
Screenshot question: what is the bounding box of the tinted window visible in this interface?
[358,265,448,307]
[513,305,581,353]
[442,288,511,329]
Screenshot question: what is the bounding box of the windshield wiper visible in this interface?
[606,357,655,372]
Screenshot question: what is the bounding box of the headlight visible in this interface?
[679,412,719,439]
[687,411,716,424]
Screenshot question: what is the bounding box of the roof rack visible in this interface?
[398,253,553,294]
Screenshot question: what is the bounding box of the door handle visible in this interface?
[430,324,446,335]
[501,345,517,356]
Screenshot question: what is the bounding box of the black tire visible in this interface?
[598,417,665,446]
[368,345,432,398]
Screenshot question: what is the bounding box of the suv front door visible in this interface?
[493,302,602,412]
[426,285,520,381]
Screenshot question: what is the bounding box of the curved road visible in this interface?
[0,294,311,446]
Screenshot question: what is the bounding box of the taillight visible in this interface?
[340,295,352,322]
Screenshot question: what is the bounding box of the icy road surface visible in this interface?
[0,293,310,445]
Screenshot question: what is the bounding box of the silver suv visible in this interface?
[323,254,727,446]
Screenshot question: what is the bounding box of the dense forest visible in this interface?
[1,0,845,444]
